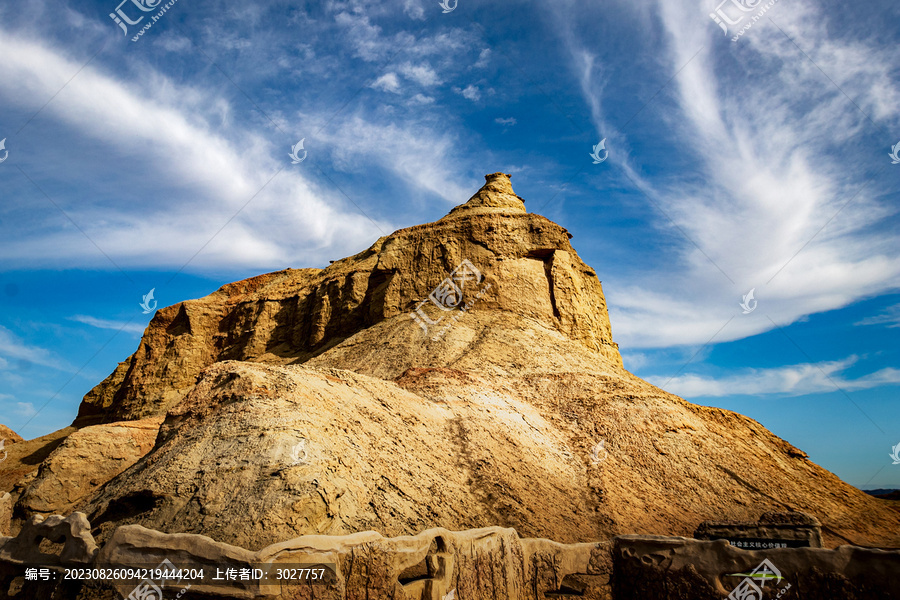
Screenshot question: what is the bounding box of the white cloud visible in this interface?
[649,356,900,398]
[13,402,36,418]
[549,0,900,349]
[371,72,401,93]
[408,93,435,105]
[855,304,900,328]
[399,62,441,86]
[495,117,517,126]
[0,28,389,271]
[402,0,425,20]
[68,315,146,335]
[319,114,470,204]
[474,48,491,69]
[455,84,480,101]
[333,11,389,62]
[620,351,649,371]
[0,326,71,372]
[155,34,192,53]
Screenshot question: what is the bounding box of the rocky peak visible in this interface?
[73,175,621,425]
[444,172,526,218]
[0,425,23,445]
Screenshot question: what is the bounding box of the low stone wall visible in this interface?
[1,513,898,599]
[0,513,612,600]
[613,535,900,600]
[694,511,823,548]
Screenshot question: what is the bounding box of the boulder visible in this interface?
[15,416,164,518]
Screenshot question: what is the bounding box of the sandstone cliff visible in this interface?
[2,173,898,556]
[73,173,620,426]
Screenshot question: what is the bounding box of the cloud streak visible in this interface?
[68,315,146,335]
[0,326,71,372]
[649,356,900,398]
[550,0,900,349]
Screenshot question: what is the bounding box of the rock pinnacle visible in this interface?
[444,172,526,218]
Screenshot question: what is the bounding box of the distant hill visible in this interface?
[865,489,900,501]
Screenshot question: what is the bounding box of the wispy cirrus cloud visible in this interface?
[0,28,391,271]
[0,326,71,372]
[318,113,471,204]
[855,303,900,328]
[547,0,900,349]
[68,315,146,335]
[0,0,501,274]
[13,402,37,418]
[650,356,900,398]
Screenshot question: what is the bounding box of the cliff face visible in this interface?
[3,173,898,555]
[74,173,620,426]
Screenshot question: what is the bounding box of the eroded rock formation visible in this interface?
[0,512,613,600]
[0,512,97,566]
[72,173,620,426]
[0,426,22,446]
[1,174,899,600]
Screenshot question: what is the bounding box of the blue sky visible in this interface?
[0,0,898,489]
